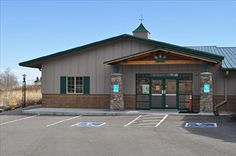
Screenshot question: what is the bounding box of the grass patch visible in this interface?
[0,84,42,109]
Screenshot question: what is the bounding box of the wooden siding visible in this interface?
[41,38,236,97]
[42,39,155,94]
[122,64,236,96]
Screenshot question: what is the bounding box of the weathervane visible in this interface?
[139,15,144,23]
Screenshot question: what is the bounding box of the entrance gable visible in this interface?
[104,48,220,65]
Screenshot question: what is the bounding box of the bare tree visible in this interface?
[0,68,18,91]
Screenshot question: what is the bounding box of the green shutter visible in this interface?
[60,76,66,94]
[83,76,90,94]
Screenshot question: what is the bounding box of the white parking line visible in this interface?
[0,115,40,126]
[155,114,168,127]
[141,116,165,119]
[136,122,157,125]
[46,116,80,127]
[124,115,142,127]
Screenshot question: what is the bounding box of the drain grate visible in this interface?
[71,122,106,127]
[185,122,217,128]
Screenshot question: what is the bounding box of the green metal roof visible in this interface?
[187,46,236,70]
[19,34,224,68]
[132,23,150,33]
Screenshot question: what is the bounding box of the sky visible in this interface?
[0,0,236,83]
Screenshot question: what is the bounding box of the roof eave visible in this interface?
[104,48,222,65]
[221,67,236,71]
[19,33,225,68]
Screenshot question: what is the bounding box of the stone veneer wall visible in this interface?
[110,73,124,110]
[200,72,213,112]
[42,94,136,109]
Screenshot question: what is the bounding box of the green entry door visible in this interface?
[151,78,178,109]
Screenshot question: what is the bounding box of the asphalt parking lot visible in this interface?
[0,114,236,156]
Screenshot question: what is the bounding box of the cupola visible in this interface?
[132,23,150,39]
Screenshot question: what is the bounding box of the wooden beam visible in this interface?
[120,60,204,65]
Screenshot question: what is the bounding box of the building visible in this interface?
[19,23,236,113]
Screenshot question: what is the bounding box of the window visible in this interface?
[178,73,193,110]
[136,78,150,95]
[67,77,83,94]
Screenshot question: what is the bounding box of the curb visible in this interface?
[22,110,232,116]
[22,110,144,116]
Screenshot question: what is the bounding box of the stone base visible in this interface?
[110,94,124,110]
[110,73,124,110]
[200,72,213,112]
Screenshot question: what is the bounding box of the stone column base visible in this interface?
[200,72,213,112]
[110,73,124,110]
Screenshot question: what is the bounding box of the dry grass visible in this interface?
[0,84,42,109]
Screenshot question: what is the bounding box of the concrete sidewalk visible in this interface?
[21,106,233,116]
[22,107,178,116]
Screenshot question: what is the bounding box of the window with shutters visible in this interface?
[67,77,83,94]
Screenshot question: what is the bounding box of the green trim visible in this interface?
[19,34,128,68]
[104,35,224,64]
[222,68,236,71]
[113,64,120,73]
[60,76,66,94]
[204,62,209,72]
[178,73,193,111]
[150,77,178,109]
[133,23,150,33]
[149,77,152,109]
[19,34,224,68]
[104,47,223,64]
[176,79,179,109]
[104,48,157,64]
[83,76,90,94]
[135,74,151,110]
[155,58,165,62]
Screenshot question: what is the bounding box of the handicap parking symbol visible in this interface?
[71,122,106,127]
[185,122,217,128]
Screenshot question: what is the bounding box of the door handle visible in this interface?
[162,90,166,94]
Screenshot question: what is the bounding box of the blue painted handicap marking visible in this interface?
[71,122,106,127]
[185,122,217,128]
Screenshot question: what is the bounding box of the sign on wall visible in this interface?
[204,83,210,93]
[113,84,119,93]
[142,84,150,94]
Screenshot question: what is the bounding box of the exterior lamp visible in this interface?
[225,70,229,78]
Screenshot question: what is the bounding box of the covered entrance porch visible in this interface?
[136,73,192,111]
[105,47,222,112]
[151,77,178,109]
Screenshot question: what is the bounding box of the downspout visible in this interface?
[213,70,229,116]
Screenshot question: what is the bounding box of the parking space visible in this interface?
[0,114,236,156]
[0,114,35,124]
[124,114,168,127]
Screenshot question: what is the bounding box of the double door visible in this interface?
[151,77,178,109]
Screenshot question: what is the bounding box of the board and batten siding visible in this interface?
[41,38,235,96]
[41,39,155,94]
[122,64,202,95]
[122,63,236,96]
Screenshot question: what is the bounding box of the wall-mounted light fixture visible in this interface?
[225,70,229,78]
